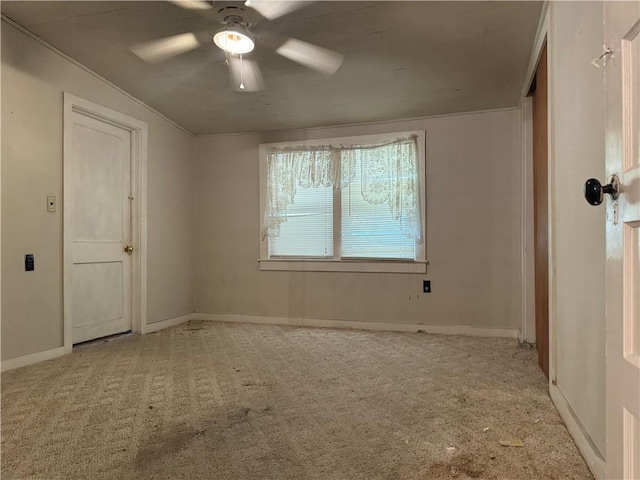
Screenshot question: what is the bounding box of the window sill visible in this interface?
[258,259,427,274]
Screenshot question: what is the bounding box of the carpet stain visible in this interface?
[135,423,203,469]
[226,406,251,424]
[135,404,275,471]
[423,454,484,479]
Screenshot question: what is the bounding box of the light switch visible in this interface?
[47,196,56,212]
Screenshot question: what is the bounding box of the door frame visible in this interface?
[520,5,554,375]
[520,5,549,352]
[62,93,148,350]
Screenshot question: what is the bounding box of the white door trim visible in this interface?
[519,5,549,345]
[520,2,556,382]
[519,96,535,344]
[63,93,148,352]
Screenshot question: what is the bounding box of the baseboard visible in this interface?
[1,345,71,372]
[145,313,195,333]
[1,314,194,371]
[0,315,516,371]
[195,313,520,338]
[550,384,606,480]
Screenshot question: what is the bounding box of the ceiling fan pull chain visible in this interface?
[240,53,245,90]
[224,27,229,66]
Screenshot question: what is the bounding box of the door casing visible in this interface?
[63,93,148,350]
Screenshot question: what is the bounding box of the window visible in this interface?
[259,131,426,273]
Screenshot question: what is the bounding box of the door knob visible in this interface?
[584,176,619,206]
[124,245,134,254]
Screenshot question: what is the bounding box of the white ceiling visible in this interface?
[1,1,542,135]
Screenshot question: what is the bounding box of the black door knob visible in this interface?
[584,176,619,206]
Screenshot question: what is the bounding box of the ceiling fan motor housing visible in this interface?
[216,4,257,28]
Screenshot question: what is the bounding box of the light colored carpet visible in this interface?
[2,321,592,480]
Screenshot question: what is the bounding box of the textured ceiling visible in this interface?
[1,1,542,135]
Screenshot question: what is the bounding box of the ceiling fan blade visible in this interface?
[131,32,202,63]
[275,37,343,76]
[228,56,265,92]
[244,0,312,20]
[167,0,213,10]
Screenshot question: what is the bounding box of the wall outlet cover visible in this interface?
[25,254,35,272]
[46,196,56,212]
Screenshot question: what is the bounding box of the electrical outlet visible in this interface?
[46,196,56,212]
[25,254,35,272]
[423,280,431,293]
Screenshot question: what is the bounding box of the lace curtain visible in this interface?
[262,135,422,244]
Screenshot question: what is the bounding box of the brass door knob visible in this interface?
[124,245,134,254]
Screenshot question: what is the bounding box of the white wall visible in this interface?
[549,1,606,458]
[1,21,195,361]
[193,110,522,331]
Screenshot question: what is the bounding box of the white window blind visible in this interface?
[268,184,333,257]
[341,157,415,259]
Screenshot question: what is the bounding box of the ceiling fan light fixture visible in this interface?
[213,25,255,54]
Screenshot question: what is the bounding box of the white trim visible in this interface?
[546,3,558,387]
[0,313,195,371]
[525,0,557,386]
[519,1,550,350]
[0,14,2,368]
[259,259,427,274]
[145,313,196,333]
[550,385,606,480]
[258,130,427,270]
[195,107,520,138]
[0,14,192,137]
[520,97,536,343]
[196,313,520,338]
[134,121,149,335]
[63,93,148,347]
[518,0,548,337]
[1,346,70,372]
[520,2,550,103]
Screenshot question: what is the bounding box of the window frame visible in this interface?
[258,130,427,274]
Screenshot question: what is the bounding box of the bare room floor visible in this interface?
[1,321,592,480]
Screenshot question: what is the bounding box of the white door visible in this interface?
[605,2,640,478]
[69,112,133,344]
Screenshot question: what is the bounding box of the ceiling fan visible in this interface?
[131,0,344,92]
